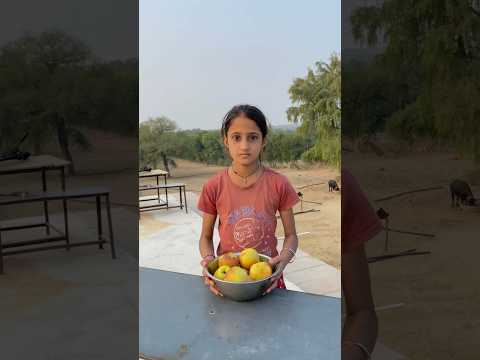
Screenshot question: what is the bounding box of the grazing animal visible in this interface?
[328,180,340,192]
[450,179,476,207]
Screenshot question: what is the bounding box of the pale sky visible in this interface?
[140,0,340,130]
[0,0,137,60]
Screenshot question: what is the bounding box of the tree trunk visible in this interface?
[33,141,42,155]
[56,117,75,175]
[161,152,170,176]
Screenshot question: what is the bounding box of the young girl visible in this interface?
[198,104,300,297]
[342,168,381,359]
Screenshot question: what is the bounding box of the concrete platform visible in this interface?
[139,192,341,298]
[0,207,138,359]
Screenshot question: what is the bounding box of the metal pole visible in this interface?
[105,194,116,259]
[384,218,389,253]
[164,174,168,208]
[63,195,70,250]
[0,229,4,274]
[184,186,188,214]
[96,195,103,249]
[156,174,160,205]
[61,166,69,249]
[42,168,50,235]
[179,185,183,210]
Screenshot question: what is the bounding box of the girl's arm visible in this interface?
[265,208,298,294]
[342,244,378,359]
[199,212,217,261]
[278,207,299,256]
[199,212,224,297]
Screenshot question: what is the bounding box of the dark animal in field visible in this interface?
[450,179,476,207]
[328,180,339,192]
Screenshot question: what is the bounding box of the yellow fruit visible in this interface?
[214,265,230,280]
[224,266,250,282]
[249,262,272,281]
[218,252,240,268]
[239,248,260,270]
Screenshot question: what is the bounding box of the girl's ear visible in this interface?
[223,136,228,148]
[262,137,267,148]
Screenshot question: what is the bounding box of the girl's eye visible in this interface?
[249,135,259,141]
[232,135,241,141]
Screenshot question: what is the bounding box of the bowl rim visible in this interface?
[205,252,281,285]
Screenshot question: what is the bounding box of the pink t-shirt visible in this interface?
[341,169,383,253]
[198,167,300,257]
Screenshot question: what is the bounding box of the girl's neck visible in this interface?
[231,161,260,177]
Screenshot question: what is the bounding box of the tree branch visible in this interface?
[470,6,480,17]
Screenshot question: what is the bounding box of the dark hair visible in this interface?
[221,104,269,139]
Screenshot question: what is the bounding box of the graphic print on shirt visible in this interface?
[227,206,275,253]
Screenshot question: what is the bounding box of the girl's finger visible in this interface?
[268,255,281,266]
[263,279,278,295]
[210,285,223,297]
[270,274,281,284]
[203,275,214,286]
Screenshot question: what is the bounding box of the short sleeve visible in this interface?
[341,169,383,254]
[197,179,218,215]
[278,176,300,211]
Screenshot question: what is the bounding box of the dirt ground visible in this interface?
[146,159,341,269]
[344,150,480,359]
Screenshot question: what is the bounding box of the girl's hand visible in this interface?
[200,256,224,297]
[263,252,291,295]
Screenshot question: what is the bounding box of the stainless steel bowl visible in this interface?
[205,252,281,302]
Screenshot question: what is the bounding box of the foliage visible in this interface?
[350,0,480,160]
[287,54,341,167]
[0,30,138,173]
[139,119,313,169]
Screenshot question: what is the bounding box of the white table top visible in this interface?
[139,169,169,178]
[0,155,70,174]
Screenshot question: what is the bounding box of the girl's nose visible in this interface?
[240,139,250,149]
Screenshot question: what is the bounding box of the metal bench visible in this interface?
[139,183,187,213]
[0,187,116,274]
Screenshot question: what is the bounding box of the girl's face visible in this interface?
[224,116,266,166]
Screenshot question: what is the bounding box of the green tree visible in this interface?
[287,54,341,167]
[0,30,92,174]
[138,121,312,168]
[0,30,138,173]
[139,116,177,173]
[351,0,480,159]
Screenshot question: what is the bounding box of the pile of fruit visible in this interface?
[212,248,273,282]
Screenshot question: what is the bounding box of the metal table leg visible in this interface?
[0,229,3,274]
[179,186,183,210]
[61,166,70,250]
[184,186,188,214]
[96,195,104,249]
[156,175,160,206]
[63,195,70,250]
[384,218,389,253]
[164,175,168,209]
[42,168,50,235]
[105,194,116,259]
